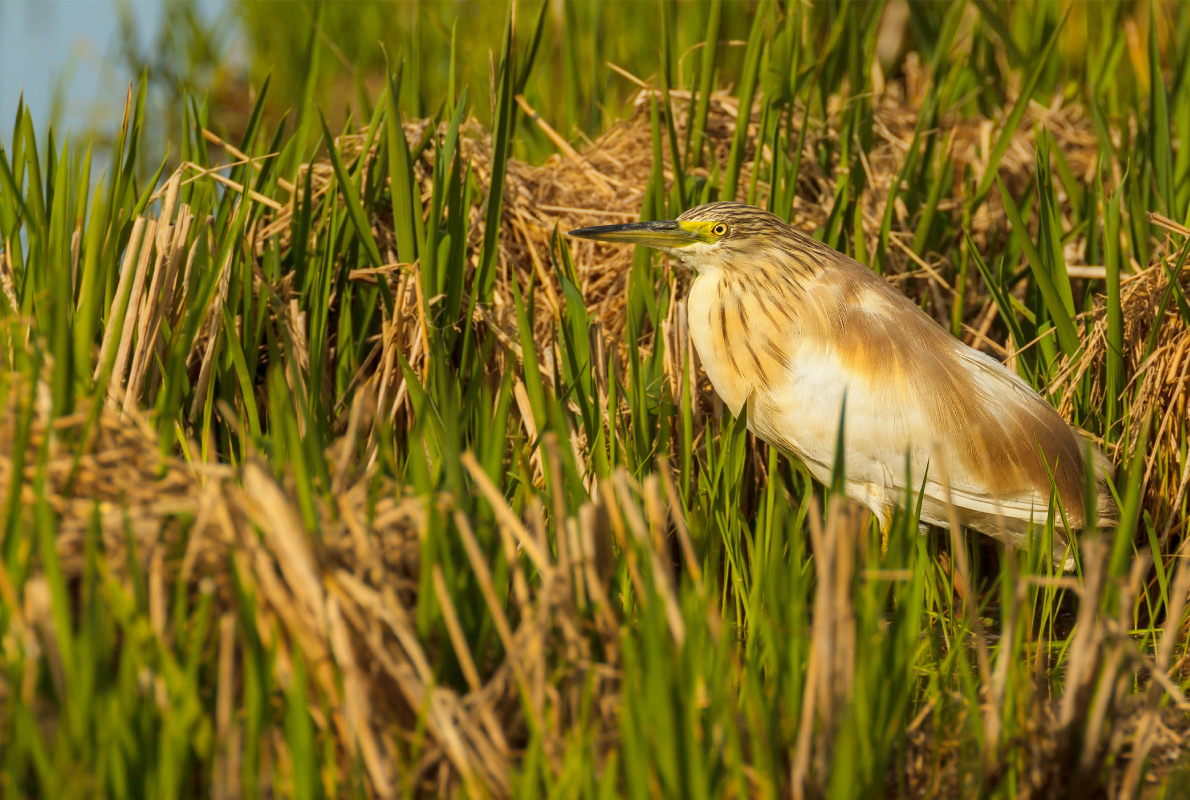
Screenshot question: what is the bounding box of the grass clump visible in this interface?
[2,1,1190,797]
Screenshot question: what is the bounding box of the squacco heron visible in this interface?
[570,202,1114,568]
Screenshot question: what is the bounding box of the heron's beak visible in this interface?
[568,220,700,249]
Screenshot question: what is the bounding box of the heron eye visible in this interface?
[711,223,729,237]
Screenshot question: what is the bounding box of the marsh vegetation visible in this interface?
[1,1,1189,797]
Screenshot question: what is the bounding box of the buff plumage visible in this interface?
[571,202,1113,567]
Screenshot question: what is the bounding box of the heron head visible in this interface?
[568,202,792,274]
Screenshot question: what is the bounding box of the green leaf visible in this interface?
[996,174,1080,356]
[317,109,392,316]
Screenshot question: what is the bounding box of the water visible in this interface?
[0,0,223,143]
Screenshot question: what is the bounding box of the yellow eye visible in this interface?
[711,223,729,237]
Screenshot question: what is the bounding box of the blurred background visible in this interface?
[1,0,226,163]
[3,0,772,177]
[1,0,1168,172]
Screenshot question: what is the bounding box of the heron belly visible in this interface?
[750,347,937,502]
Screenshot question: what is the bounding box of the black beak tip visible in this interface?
[569,227,607,241]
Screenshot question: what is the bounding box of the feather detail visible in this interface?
[678,203,1114,567]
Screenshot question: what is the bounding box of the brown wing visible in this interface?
[792,241,1109,527]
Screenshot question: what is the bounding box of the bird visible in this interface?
[569,202,1114,569]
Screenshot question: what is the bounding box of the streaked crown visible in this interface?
[674,202,831,275]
